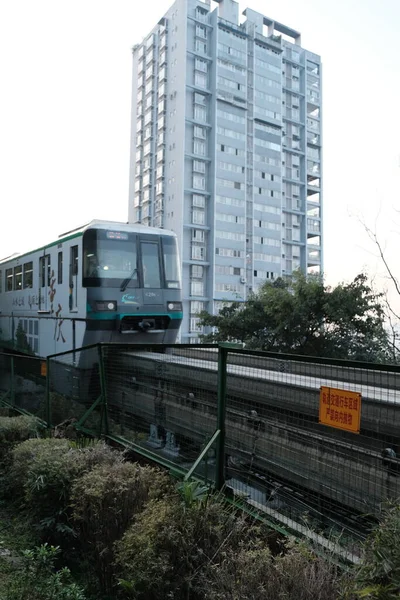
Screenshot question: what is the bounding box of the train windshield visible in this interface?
[82,229,181,289]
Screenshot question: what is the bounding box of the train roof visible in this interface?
[0,220,177,265]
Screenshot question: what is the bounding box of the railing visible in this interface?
[2,342,400,560]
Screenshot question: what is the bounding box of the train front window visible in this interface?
[141,242,161,289]
[83,230,138,288]
[162,236,181,289]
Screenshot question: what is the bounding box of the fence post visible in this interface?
[215,344,228,490]
[98,345,109,436]
[10,355,15,406]
[45,357,51,428]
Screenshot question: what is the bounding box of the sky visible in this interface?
[0,0,399,297]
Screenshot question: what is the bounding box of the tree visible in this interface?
[199,271,393,362]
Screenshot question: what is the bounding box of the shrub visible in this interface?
[0,415,42,473]
[0,415,41,446]
[2,543,87,600]
[71,462,172,595]
[344,504,400,599]
[115,491,269,600]
[9,438,123,543]
[203,540,341,600]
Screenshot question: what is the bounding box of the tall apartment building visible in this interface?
[128,0,322,343]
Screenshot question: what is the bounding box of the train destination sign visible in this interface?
[319,386,361,434]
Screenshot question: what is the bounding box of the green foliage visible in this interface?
[200,271,392,362]
[0,415,41,446]
[203,540,341,600]
[0,415,42,475]
[1,543,86,600]
[344,505,400,599]
[115,493,273,600]
[71,462,172,596]
[9,438,122,543]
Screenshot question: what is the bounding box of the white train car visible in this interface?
[0,220,182,358]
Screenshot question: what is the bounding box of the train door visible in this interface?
[38,253,51,312]
[69,245,79,311]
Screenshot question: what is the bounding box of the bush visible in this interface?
[0,415,42,472]
[344,504,400,599]
[71,462,172,595]
[2,543,86,600]
[9,438,123,543]
[115,490,271,600]
[203,540,341,600]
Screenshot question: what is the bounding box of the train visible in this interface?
[0,220,182,357]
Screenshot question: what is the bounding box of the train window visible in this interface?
[141,242,161,288]
[71,246,78,276]
[47,256,52,286]
[162,236,181,289]
[39,255,50,287]
[23,262,33,289]
[58,252,63,284]
[83,230,138,287]
[39,257,45,287]
[14,265,22,290]
[6,269,12,291]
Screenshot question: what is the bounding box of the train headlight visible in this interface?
[167,302,182,311]
[96,301,117,311]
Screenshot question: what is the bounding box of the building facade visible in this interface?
[128,0,323,342]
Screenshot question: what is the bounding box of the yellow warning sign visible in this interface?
[319,386,361,434]
[40,361,47,377]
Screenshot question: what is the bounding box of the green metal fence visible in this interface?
[2,342,400,559]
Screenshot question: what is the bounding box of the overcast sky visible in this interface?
[1,0,399,295]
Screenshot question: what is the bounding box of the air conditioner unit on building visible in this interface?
[240,277,246,284]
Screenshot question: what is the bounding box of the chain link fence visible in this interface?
[2,341,400,555]
[0,351,46,421]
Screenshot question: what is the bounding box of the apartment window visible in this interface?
[194,71,207,87]
[218,76,244,92]
[217,178,243,191]
[195,58,207,72]
[195,25,207,39]
[193,194,205,208]
[191,281,204,296]
[217,127,245,141]
[193,140,206,156]
[192,210,205,225]
[193,175,205,190]
[195,40,207,53]
[191,300,204,314]
[216,213,245,225]
[217,58,246,75]
[194,125,206,139]
[216,230,245,242]
[190,317,203,332]
[191,265,204,278]
[191,246,206,260]
[215,283,240,293]
[217,161,245,174]
[23,262,33,289]
[194,105,207,122]
[215,248,244,258]
[194,92,206,105]
[192,229,205,242]
[216,195,245,207]
[193,160,206,173]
